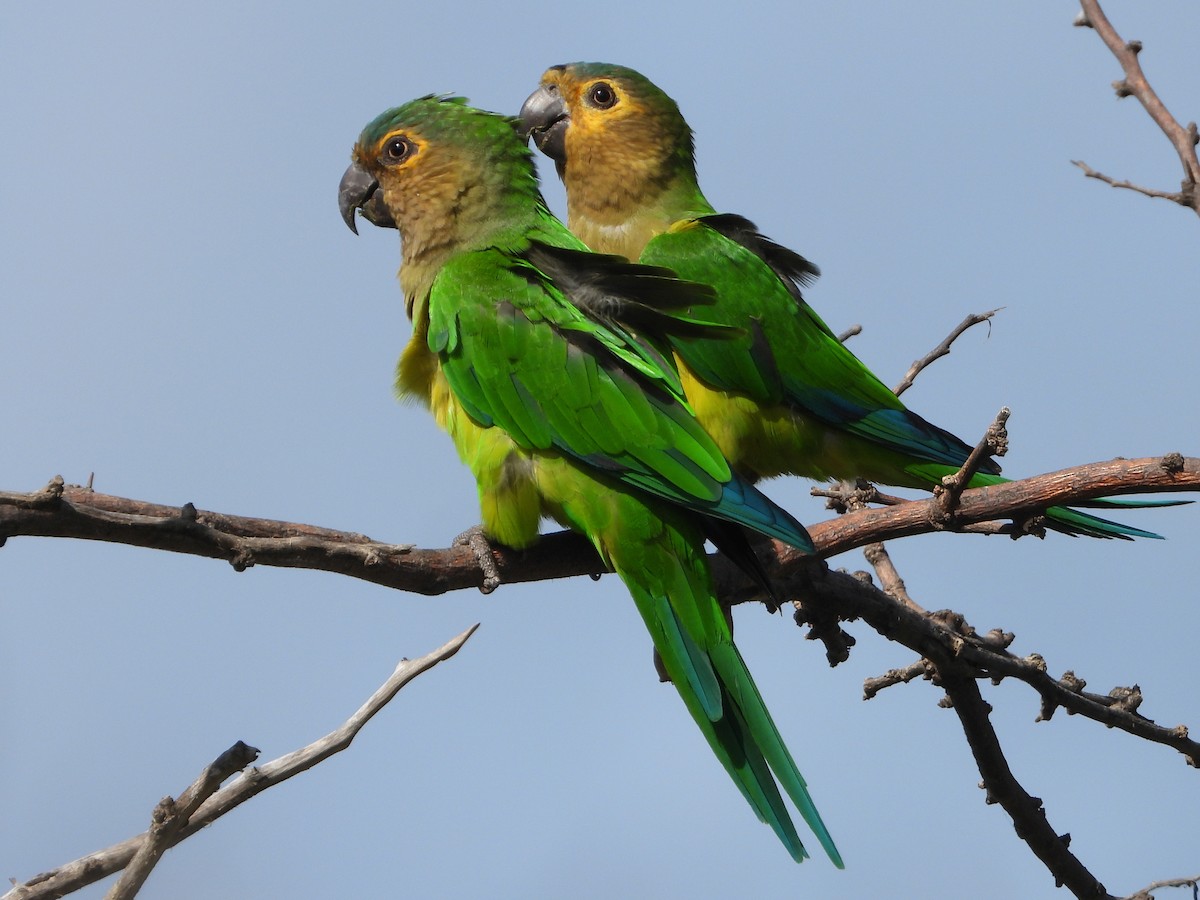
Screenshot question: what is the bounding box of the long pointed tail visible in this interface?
[708,639,843,867]
[967,472,1184,540]
[618,531,842,866]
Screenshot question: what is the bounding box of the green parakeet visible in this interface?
[339,95,842,866]
[519,62,1172,540]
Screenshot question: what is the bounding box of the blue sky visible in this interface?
[3,3,1198,897]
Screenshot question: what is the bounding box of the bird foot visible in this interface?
[454,525,501,594]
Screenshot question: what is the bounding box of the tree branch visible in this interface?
[773,562,1200,766]
[3,625,478,900]
[803,570,1197,896]
[1074,1,1200,215]
[851,307,1159,895]
[936,667,1115,899]
[2,456,1193,596]
[1071,159,1193,204]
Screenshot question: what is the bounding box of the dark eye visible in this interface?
[382,136,415,164]
[587,82,617,109]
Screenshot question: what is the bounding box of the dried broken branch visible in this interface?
[933,407,1011,524]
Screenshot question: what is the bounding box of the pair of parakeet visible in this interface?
[338,63,1166,867]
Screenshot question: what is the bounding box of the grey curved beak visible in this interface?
[338,162,396,233]
[518,84,569,163]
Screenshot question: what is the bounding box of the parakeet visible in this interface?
[519,62,1171,540]
[339,96,842,866]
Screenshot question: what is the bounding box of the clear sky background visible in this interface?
[4,3,1198,898]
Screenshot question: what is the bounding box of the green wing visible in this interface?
[428,245,813,550]
[643,217,994,472]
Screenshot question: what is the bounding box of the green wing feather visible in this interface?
[644,219,988,469]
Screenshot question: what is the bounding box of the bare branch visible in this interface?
[721,558,1200,766]
[1124,873,1200,900]
[2,456,1193,595]
[797,454,1195,560]
[857,630,1197,767]
[105,742,260,900]
[793,561,1198,893]
[863,659,931,699]
[892,309,1000,397]
[1074,1,1200,215]
[1072,159,1192,204]
[936,667,1115,898]
[860,540,925,612]
[3,626,478,900]
[2,456,1197,897]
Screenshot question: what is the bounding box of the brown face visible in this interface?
[520,66,637,163]
[520,65,683,201]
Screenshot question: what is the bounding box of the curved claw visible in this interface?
[454,525,501,594]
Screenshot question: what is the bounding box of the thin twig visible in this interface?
[1072,159,1190,204]
[1124,873,1200,900]
[863,660,931,700]
[3,626,478,900]
[864,313,990,630]
[892,309,1000,397]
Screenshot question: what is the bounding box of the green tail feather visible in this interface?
[966,472,1176,540]
[710,642,844,868]
[642,586,811,862]
[714,687,812,863]
[1043,506,1163,540]
[654,594,723,721]
[1070,496,1190,510]
[628,575,842,866]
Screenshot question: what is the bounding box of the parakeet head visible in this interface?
[519,63,706,258]
[519,62,695,185]
[339,95,540,251]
